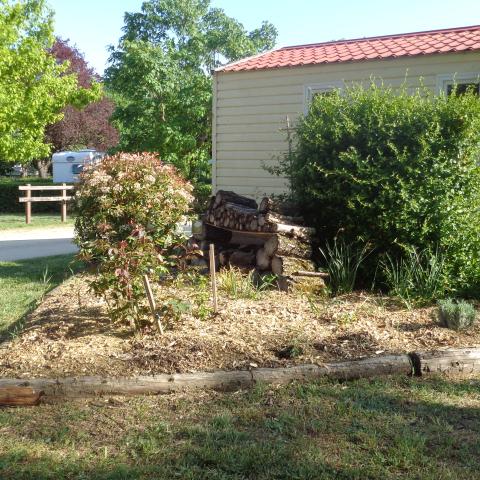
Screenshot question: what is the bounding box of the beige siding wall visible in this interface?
[213,51,480,198]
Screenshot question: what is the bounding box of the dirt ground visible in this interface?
[1,273,479,378]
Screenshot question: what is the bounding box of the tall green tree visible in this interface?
[0,0,101,166]
[105,0,277,200]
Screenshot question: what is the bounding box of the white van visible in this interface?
[52,149,105,183]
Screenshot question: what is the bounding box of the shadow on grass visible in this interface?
[0,376,479,479]
[0,254,83,342]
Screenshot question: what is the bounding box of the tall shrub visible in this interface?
[74,152,193,326]
[281,84,480,294]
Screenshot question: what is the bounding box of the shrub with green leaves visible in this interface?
[280,83,480,295]
[437,299,477,331]
[74,152,193,327]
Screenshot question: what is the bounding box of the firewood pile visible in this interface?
[190,190,326,292]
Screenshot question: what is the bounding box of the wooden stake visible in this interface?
[61,182,67,222]
[142,275,164,334]
[25,184,31,224]
[209,243,218,313]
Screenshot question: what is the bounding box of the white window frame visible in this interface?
[303,81,344,115]
[436,72,480,95]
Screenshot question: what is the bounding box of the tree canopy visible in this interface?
[46,38,119,154]
[105,0,277,194]
[0,0,101,165]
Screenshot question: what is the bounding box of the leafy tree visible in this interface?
[105,0,277,205]
[0,0,101,168]
[38,38,119,177]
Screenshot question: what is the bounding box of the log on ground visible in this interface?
[412,348,480,376]
[0,387,44,406]
[0,353,416,399]
[271,256,316,276]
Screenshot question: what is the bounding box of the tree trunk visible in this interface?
[264,234,312,258]
[35,159,51,178]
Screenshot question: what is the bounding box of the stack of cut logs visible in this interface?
[205,191,312,237]
[192,190,326,291]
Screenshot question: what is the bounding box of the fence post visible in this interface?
[61,183,67,223]
[25,184,31,224]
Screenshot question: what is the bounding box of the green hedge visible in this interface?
[0,177,65,213]
[281,83,480,295]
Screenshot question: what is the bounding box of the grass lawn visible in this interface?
[0,254,80,338]
[0,213,74,230]
[0,375,479,479]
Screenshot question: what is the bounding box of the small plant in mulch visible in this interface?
[275,344,304,360]
[437,299,477,331]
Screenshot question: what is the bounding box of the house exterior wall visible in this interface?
[213,51,480,199]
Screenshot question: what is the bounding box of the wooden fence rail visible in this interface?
[19,183,74,224]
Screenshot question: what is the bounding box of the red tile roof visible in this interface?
[218,25,480,73]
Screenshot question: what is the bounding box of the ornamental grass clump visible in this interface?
[74,152,193,327]
[437,299,477,331]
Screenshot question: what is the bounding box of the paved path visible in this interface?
[0,226,77,262]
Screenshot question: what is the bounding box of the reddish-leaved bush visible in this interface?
[74,152,193,327]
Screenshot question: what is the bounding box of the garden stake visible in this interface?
[209,243,218,313]
[142,275,164,334]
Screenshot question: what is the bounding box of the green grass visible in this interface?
[0,254,81,338]
[0,375,479,479]
[0,213,74,230]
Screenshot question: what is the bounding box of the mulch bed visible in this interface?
[1,274,479,378]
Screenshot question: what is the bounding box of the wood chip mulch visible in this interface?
[0,274,478,378]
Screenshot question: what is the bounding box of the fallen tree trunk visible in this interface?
[0,387,44,406]
[264,234,312,258]
[412,348,480,376]
[2,349,480,400]
[0,355,412,398]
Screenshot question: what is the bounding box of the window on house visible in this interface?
[446,82,480,96]
[304,82,343,114]
[437,73,480,96]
